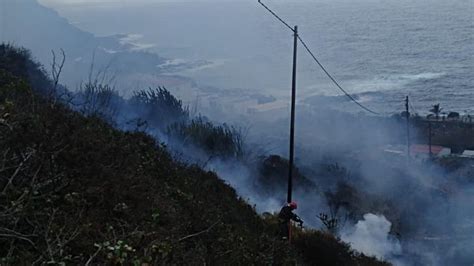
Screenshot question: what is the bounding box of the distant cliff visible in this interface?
[0,0,165,91]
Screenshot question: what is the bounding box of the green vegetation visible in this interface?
[76,81,120,122]
[292,229,389,266]
[0,69,295,264]
[0,44,388,265]
[131,87,189,130]
[0,44,52,94]
[325,182,401,235]
[429,103,443,120]
[168,117,244,159]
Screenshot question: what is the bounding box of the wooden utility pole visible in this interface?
[288,25,298,204]
[428,122,432,158]
[257,0,300,243]
[287,25,298,244]
[405,96,410,158]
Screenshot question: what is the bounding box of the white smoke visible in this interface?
[341,213,402,261]
[206,158,282,213]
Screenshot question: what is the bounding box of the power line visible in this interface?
[297,36,379,115]
[257,0,380,115]
[259,1,299,205]
[258,0,294,32]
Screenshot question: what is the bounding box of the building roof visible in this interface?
[410,144,449,155]
[461,150,474,157]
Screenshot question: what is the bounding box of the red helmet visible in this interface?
[289,201,297,210]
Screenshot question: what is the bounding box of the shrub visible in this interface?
[0,44,389,265]
[293,229,389,266]
[75,81,121,122]
[168,116,244,158]
[0,43,52,93]
[130,87,189,129]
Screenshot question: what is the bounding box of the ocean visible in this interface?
[42,0,473,115]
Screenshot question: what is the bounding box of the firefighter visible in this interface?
[278,201,303,239]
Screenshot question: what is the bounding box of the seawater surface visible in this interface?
[42,0,474,115]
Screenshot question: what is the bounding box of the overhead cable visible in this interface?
[297,36,380,115]
[258,0,380,115]
[258,0,295,32]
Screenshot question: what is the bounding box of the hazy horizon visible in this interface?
[36,0,473,115]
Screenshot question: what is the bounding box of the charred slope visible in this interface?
[0,44,387,265]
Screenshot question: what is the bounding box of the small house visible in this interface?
[460,150,474,158]
[410,144,451,159]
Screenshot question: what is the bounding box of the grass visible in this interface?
[0,43,388,265]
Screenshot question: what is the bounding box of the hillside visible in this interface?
[0,0,165,92]
[0,44,390,264]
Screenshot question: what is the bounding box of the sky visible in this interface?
[40,0,164,2]
[39,0,167,4]
[39,0,234,4]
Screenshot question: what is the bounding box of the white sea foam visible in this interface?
[157,58,225,74]
[301,72,445,99]
[118,33,143,44]
[118,33,155,51]
[399,72,446,81]
[157,58,188,68]
[336,72,447,95]
[100,47,118,54]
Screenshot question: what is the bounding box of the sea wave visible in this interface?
[347,72,447,94]
[397,72,446,81]
[157,58,225,74]
[116,33,155,51]
[302,72,448,109]
[302,72,447,100]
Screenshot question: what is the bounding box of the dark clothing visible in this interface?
[278,206,302,238]
[278,206,300,222]
[279,220,290,239]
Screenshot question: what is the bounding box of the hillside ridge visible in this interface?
[0,44,387,265]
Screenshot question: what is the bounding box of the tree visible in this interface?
[430,103,442,120]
